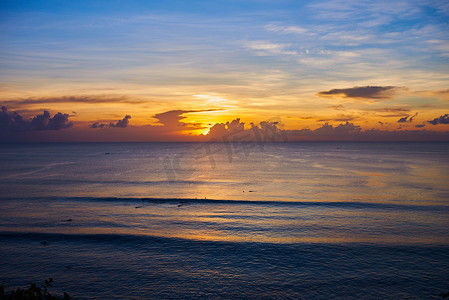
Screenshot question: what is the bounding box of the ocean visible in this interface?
[0,142,448,299]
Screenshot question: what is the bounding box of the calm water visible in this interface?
[1,142,449,299]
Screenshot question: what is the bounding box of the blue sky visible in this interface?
[1,0,449,141]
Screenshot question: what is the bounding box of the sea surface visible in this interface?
[0,142,449,299]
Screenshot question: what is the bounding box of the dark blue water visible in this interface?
[1,142,449,298]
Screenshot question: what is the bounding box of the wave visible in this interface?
[1,196,448,212]
[0,231,191,246]
[2,231,449,252]
[0,231,308,249]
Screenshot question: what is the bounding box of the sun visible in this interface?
[197,127,211,136]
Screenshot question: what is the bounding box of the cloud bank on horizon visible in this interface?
[0,0,449,141]
[1,106,449,142]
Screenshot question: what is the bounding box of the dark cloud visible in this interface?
[398,116,408,123]
[287,122,449,141]
[378,114,410,118]
[153,109,220,131]
[317,115,357,122]
[368,107,411,113]
[0,106,72,132]
[398,112,418,123]
[153,110,192,127]
[111,115,131,128]
[427,114,449,125]
[89,122,107,129]
[317,86,399,99]
[415,124,426,128]
[0,106,30,132]
[89,115,131,129]
[36,111,72,130]
[378,121,384,126]
[287,122,363,141]
[313,122,362,135]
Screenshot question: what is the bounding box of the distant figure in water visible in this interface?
[65,218,72,222]
[105,152,110,155]
[40,241,48,246]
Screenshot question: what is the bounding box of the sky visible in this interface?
[1,0,449,142]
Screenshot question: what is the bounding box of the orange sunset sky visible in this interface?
[1,0,449,142]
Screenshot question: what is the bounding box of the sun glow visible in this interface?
[197,127,211,136]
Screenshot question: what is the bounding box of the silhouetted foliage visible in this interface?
[0,278,71,300]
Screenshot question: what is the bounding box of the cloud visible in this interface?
[244,41,297,56]
[317,86,399,99]
[368,107,411,113]
[427,114,449,125]
[206,118,288,143]
[204,119,449,142]
[153,110,191,126]
[328,104,345,110]
[207,119,245,139]
[287,121,449,141]
[397,112,418,123]
[0,106,72,132]
[415,124,426,128]
[89,115,131,129]
[317,114,358,122]
[265,24,308,34]
[153,109,220,131]
[3,105,449,142]
[287,122,362,141]
[1,95,146,108]
[112,115,131,128]
[200,113,449,142]
[313,121,362,135]
[0,106,30,132]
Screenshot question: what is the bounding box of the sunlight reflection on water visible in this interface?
[1,142,449,298]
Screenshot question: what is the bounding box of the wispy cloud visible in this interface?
[308,0,420,24]
[265,24,308,35]
[367,107,411,113]
[317,114,359,122]
[244,41,297,56]
[1,95,147,108]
